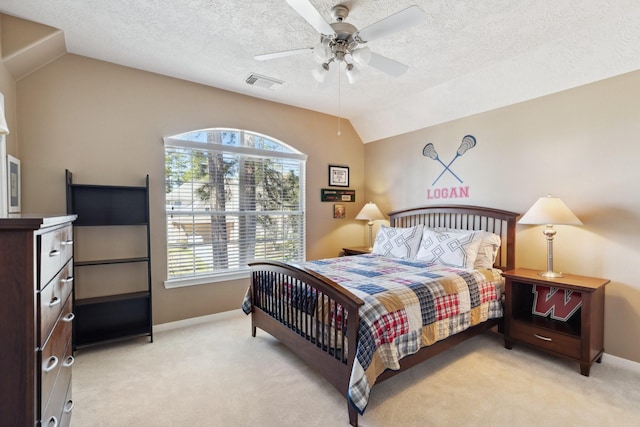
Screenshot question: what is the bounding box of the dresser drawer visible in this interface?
[39,225,74,290]
[59,382,74,427]
[42,337,73,427]
[40,261,74,344]
[510,319,581,359]
[40,297,73,411]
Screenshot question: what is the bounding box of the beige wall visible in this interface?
[0,16,17,156]
[365,70,640,363]
[15,54,368,324]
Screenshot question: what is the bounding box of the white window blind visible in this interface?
[164,129,306,284]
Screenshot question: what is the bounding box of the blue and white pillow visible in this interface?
[438,228,502,269]
[415,229,483,269]
[372,224,423,259]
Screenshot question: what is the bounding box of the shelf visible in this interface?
[75,257,149,267]
[66,170,153,348]
[67,182,148,226]
[74,292,152,348]
[75,291,150,306]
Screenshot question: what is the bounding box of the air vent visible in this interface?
[245,73,284,90]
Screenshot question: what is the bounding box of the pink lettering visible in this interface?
[427,186,470,200]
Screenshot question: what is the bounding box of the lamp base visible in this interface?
[539,270,564,279]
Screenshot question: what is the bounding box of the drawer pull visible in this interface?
[534,333,553,342]
[64,399,74,413]
[61,276,74,285]
[46,416,58,427]
[61,239,74,246]
[49,249,61,257]
[44,356,59,373]
[63,355,75,368]
[49,296,61,307]
[63,312,75,323]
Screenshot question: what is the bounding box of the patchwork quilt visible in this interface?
[243,254,504,415]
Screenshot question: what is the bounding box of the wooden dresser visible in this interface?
[0,214,77,426]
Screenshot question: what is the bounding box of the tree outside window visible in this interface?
[164,129,306,283]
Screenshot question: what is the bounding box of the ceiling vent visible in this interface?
[245,73,284,90]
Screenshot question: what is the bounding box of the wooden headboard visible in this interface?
[388,204,519,271]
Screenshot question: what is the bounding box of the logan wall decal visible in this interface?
[423,135,476,200]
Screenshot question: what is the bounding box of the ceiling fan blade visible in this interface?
[356,5,426,42]
[368,52,409,77]
[255,47,313,61]
[286,0,336,36]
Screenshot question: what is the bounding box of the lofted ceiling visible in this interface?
[1,1,640,143]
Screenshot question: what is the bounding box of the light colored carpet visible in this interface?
[71,309,640,427]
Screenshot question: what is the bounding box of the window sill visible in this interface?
[164,270,250,289]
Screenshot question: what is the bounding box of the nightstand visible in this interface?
[502,268,609,376]
[342,246,371,256]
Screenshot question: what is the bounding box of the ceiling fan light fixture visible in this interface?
[312,62,330,83]
[351,46,371,65]
[345,63,360,84]
[313,40,332,64]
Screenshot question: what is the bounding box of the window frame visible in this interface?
[163,128,307,288]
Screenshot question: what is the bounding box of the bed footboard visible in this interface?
[247,260,364,425]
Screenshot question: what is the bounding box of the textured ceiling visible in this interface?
[2,1,640,142]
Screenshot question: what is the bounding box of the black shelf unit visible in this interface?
[66,170,152,348]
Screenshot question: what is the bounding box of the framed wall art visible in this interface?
[7,154,20,213]
[320,188,355,202]
[328,165,349,187]
[333,203,345,219]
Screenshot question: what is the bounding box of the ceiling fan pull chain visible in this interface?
[337,66,342,136]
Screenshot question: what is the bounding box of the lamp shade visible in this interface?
[313,40,332,64]
[0,93,9,135]
[356,202,385,221]
[345,64,360,84]
[518,195,582,225]
[312,63,329,83]
[351,46,371,65]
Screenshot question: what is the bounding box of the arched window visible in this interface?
[164,128,306,287]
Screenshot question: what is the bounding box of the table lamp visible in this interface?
[355,202,385,250]
[519,195,582,278]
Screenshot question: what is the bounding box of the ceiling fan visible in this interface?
[255,0,426,84]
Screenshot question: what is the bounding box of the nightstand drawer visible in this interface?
[510,320,581,359]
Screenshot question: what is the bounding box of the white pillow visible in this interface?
[372,224,423,259]
[415,229,483,269]
[439,229,501,269]
[474,232,501,269]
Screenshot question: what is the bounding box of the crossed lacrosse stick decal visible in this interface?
[422,135,477,185]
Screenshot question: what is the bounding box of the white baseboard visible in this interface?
[154,309,243,333]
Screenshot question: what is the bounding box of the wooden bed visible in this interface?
[246,205,518,426]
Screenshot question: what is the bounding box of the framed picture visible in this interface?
[7,154,20,213]
[329,165,349,187]
[333,203,345,219]
[320,188,355,202]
